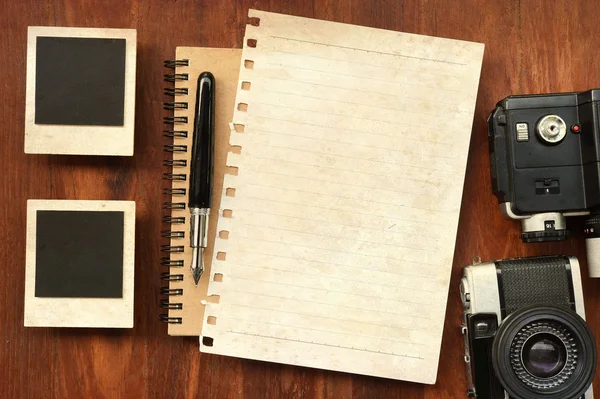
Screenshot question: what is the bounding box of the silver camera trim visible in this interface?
[499,202,588,232]
[498,203,600,278]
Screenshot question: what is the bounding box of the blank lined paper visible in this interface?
[202,10,484,383]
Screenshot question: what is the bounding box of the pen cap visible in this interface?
[189,72,215,209]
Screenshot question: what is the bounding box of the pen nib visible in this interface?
[191,247,204,286]
[192,267,202,286]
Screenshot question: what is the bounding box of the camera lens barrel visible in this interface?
[491,306,596,399]
[520,213,569,243]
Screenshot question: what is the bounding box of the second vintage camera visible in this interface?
[488,89,600,276]
[460,255,596,399]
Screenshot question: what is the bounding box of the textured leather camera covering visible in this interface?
[497,256,574,317]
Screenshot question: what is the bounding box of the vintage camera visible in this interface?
[460,256,596,399]
[488,89,600,277]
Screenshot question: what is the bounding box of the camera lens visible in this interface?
[492,306,596,399]
[508,320,577,392]
[522,333,567,379]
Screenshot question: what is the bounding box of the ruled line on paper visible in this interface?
[228,277,433,321]
[245,142,458,173]
[226,302,427,332]
[261,76,465,107]
[243,188,450,222]
[227,330,425,359]
[243,196,446,227]
[246,135,456,168]
[269,35,467,66]
[251,112,457,145]
[226,316,428,346]
[228,261,442,300]
[237,228,439,260]
[261,88,469,118]
[230,276,440,305]
[265,62,467,93]
[239,222,438,250]
[228,290,432,320]
[249,154,456,181]
[235,263,440,290]
[247,168,450,203]
[252,102,463,133]
[250,127,457,160]
[247,180,442,202]
[236,236,442,266]
[235,249,441,275]
[243,183,452,214]
[235,208,442,243]
[250,114,457,146]
[271,50,467,78]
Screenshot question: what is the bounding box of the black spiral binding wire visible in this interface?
[160,59,190,325]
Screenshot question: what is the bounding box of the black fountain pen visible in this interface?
[189,72,215,286]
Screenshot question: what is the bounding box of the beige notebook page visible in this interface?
[165,47,241,336]
[202,10,484,382]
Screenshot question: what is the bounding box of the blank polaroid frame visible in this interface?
[24,200,135,328]
[25,27,137,156]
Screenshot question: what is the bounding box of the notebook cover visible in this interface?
[162,47,241,336]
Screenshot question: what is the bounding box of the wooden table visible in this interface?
[2,1,599,397]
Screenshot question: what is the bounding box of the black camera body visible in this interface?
[489,89,600,218]
[488,89,600,277]
[460,256,596,399]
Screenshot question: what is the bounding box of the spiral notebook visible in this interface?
[162,10,484,383]
[161,47,241,335]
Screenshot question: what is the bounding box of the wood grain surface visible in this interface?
[1,0,599,398]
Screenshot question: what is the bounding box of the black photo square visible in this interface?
[35,36,126,126]
[35,210,124,298]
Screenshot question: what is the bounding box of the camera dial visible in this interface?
[537,115,567,144]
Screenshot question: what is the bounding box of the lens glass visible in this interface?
[509,320,577,390]
[521,333,567,378]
